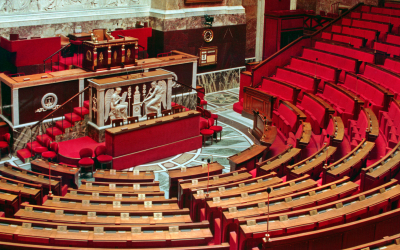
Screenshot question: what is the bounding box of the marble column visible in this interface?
[255,0,265,61]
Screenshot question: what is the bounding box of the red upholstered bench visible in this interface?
[371,6,400,16]
[363,63,400,98]
[273,67,319,97]
[375,41,400,57]
[302,47,360,81]
[359,12,400,35]
[296,93,329,134]
[317,82,357,124]
[287,57,340,84]
[334,25,379,48]
[386,34,400,46]
[259,77,300,105]
[272,103,299,138]
[343,18,391,40]
[383,57,400,74]
[314,40,375,73]
[347,109,368,146]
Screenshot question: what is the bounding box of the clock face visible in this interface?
[203,29,214,43]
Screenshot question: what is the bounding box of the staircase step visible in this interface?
[26,141,41,152]
[36,134,52,146]
[55,120,72,132]
[46,127,63,139]
[84,100,90,109]
[17,149,33,163]
[73,107,89,117]
[64,113,83,123]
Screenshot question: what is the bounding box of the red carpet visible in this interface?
[58,136,105,165]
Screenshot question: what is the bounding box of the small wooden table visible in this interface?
[30,159,79,189]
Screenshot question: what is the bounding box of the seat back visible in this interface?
[95,145,107,157]
[50,142,59,154]
[79,148,93,159]
[112,118,123,127]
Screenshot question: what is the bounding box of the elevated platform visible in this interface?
[58,136,105,166]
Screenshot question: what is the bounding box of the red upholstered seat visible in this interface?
[209,125,222,132]
[79,157,94,166]
[97,154,112,162]
[200,100,207,105]
[79,148,94,174]
[42,151,56,159]
[0,141,8,148]
[204,110,218,125]
[33,146,47,154]
[200,129,214,135]
[95,145,112,169]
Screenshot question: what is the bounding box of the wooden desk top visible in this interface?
[228,145,267,164]
[79,182,160,193]
[0,217,212,246]
[93,169,155,182]
[90,69,169,85]
[223,180,358,221]
[43,198,180,211]
[12,73,53,83]
[194,176,282,200]
[0,191,18,202]
[364,107,379,140]
[327,140,374,176]
[260,148,302,172]
[0,181,40,196]
[16,208,192,225]
[31,159,79,175]
[367,148,400,178]
[49,69,86,77]
[70,32,91,38]
[62,193,167,202]
[169,162,224,180]
[180,172,252,191]
[0,165,59,187]
[289,146,337,175]
[298,122,312,146]
[240,182,400,236]
[106,111,200,135]
[330,116,345,143]
[206,178,317,209]
[84,36,138,46]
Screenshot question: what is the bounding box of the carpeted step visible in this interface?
[36,134,52,146]
[26,141,41,152]
[64,112,83,123]
[55,120,72,133]
[73,107,89,117]
[84,100,90,109]
[46,127,63,139]
[16,148,33,163]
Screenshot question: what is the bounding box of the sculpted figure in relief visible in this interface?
[104,87,128,122]
[142,81,166,115]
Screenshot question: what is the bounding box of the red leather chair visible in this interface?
[200,118,214,145]
[208,119,223,142]
[204,109,219,125]
[32,136,48,158]
[0,133,10,160]
[42,139,59,162]
[197,96,208,109]
[94,145,113,169]
[78,148,94,175]
[196,106,204,117]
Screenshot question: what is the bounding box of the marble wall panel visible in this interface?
[196,67,243,94]
[297,0,317,11]
[0,0,149,14]
[243,0,257,58]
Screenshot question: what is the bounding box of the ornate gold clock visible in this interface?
[203,29,214,43]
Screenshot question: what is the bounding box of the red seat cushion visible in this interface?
[211,114,218,119]
[97,155,113,163]
[200,100,207,105]
[209,126,223,132]
[33,147,47,154]
[200,129,214,136]
[0,141,8,149]
[42,151,56,159]
[79,157,94,166]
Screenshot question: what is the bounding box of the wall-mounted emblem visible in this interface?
[35,93,59,113]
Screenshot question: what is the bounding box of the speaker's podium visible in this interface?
[82,29,138,72]
[87,69,202,170]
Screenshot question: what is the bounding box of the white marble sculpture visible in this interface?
[142,81,166,116]
[104,87,128,122]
